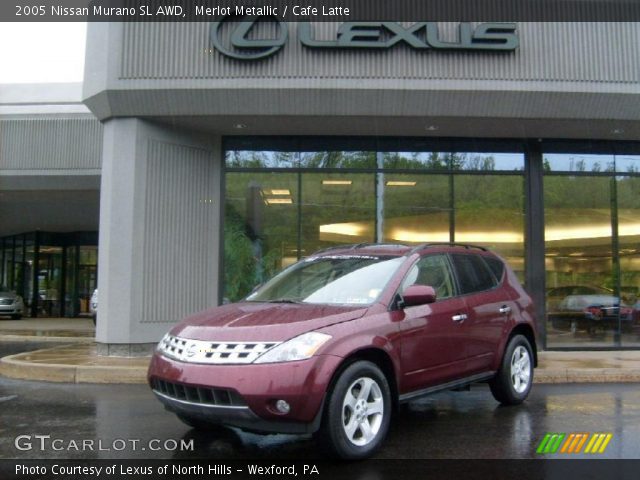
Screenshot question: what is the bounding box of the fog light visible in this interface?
[275,400,290,414]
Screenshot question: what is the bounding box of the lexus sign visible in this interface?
[211,16,519,60]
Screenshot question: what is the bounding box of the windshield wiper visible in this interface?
[266,299,303,304]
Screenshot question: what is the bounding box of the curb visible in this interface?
[0,345,149,384]
[0,357,148,384]
[534,368,640,384]
[2,344,640,385]
[0,334,95,344]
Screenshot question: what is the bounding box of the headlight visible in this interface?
[157,334,170,351]
[253,332,331,364]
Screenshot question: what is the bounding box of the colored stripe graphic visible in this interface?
[536,433,566,454]
[538,432,613,455]
[560,433,589,453]
[584,433,613,454]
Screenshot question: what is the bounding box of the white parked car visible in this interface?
[0,286,24,319]
[90,288,98,324]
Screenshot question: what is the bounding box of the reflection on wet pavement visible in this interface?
[1,376,639,460]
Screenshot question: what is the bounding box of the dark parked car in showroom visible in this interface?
[148,243,537,459]
[547,287,634,336]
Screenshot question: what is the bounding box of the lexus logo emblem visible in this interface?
[210,17,518,61]
[211,16,288,60]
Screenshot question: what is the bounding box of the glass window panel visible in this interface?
[24,237,35,315]
[615,155,640,174]
[383,152,450,170]
[224,172,299,302]
[454,175,525,281]
[618,176,640,347]
[0,239,4,287]
[544,176,615,347]
[65,246,78,317]
[37,246,63,317]
[225,150,299,168]
[383,152,523,171]
[2,239,15,293]
[543,153,615,173]
[300,173,375,254]
[455,152,523,171]
[299,151,376,169]
[13,236,25,299]
[382,174,451,244]
[78,246,98,315]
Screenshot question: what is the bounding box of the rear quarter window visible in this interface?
[451,254,497,295]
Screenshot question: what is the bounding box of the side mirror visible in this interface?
[402,285,437,307]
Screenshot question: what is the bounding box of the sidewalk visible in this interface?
[0,317,95,343]
[1,319,640,384]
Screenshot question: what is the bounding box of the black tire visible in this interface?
[11,314,22,320]
[489,334,534,406]
[319,360,391,460]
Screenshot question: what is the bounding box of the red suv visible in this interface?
[148,243,537,459]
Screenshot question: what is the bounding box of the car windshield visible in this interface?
[246,255,405,305]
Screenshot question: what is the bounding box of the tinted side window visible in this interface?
[483,256,505,283]
[451,254,497,295]
[401,254,456,300]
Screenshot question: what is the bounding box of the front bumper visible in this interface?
[0,304,22,315]
[148,352,342,434]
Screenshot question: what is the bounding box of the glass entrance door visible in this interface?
[78,246,98,315]
[37,246,63,317]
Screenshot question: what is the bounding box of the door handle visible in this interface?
[499,306,512,314]
[452,314,467,323]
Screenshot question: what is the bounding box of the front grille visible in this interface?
[0,299,13,306]
[151,378,246,407]
[157,334,280,364]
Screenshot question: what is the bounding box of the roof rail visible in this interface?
[312,243,408,255]
[408,243,488,255]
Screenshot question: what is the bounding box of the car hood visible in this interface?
[0,291,17,300]
[171,302,369,342]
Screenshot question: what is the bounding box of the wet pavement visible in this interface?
[1,340,640,462]
[1,372,639,460]
[0,342,69,358]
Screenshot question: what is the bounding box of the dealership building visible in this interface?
[1,21,639,353]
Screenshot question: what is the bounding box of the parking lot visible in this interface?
[1,372,639,460]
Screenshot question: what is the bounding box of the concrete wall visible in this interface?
[0,116,102,171]
[0,83,103,173]
[96,119,221,350]
[0,84,103,236]
[82,22,640,140]
[116,22,639,84]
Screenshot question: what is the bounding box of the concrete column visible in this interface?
[96,118,221,356]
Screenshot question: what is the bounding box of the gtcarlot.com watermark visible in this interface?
[14,434,194,452]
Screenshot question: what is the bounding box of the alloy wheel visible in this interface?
[341,376,384,446]
[510,346,531,394]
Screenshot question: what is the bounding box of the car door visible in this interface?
[450,253,514,375]
[395,254,469,392]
